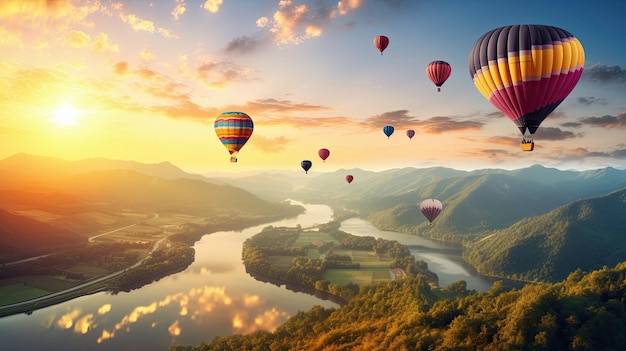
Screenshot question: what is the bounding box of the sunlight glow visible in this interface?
[49,104,80,127]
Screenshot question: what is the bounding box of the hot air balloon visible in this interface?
[214,112,254,162]
[420,199,442,225]
[301,160,312,174]
[318,148,330,162]
[383,125,394,138]
[426,60,452,92]
[406,129,415,140]
[373,35,389,55]
[468,24,585,151]
[345,175,354,184]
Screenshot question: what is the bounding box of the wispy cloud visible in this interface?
[533,127,581,140]
[579,112,626,129]
[172,0,186,20]
[362,110,484,134]
[250,135,292,153]
[112,2,177,39]
[583,63,626,84]
[257,0,364,46]
[224,34,268,55]
[577,96,608,105]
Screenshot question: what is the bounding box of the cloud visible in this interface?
[362,110,484,134]
[560,122,583,129]
[225,35,267,55]
[533,127,580,140]
[113,61,129,75]
[196,60,258,88]
[544,146,626,164]
[67,30,90,48]
[172,0,186,20]
[202,0,224,13]
[0,25,22,47]
[579,112,626,129]
[418,116,484,134]
[577,96,608,105]
[363,110,418,128]
[251,135,292,153]
[113,3,177,38]
[0,0,99,31]
[258,0,364,46]
[583,63,626,84]
[244,98,333,114]
[484,136,520,147]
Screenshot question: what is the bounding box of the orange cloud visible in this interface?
[202,0,223,13]
[258,0,363,46]
[250,135,292,153]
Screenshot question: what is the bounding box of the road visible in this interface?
[0,213,164,311]
[0,237,165,311]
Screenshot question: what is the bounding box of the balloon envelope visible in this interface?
[373,35,389,55]
[318,148,330,162]
[426,61,452,92]
[383,125,394,138]
[468,24,585,136]
[420,199,442,224]
[345,175,354,184]
[301,160,312,174]
[214,112,254,162]
[406,129,415,139]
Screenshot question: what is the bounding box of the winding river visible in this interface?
[1,201,501,350]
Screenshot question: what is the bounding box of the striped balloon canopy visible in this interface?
[214,112,254,163]
[468,24,585,136]
[426,60,452,92]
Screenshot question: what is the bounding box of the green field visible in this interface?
[269,229,394,287]
[0,275,78,305]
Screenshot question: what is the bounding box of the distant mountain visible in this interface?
[0,153,212,189]
[465,187,626,282]
[0,209,84,262]
[57,169,284,216]
[365,173,567,240]
[0,154,306,262]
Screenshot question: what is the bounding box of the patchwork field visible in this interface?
[268,229,394,287]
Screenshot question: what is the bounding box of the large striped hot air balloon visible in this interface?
[426,60,452,92]
[373,35,389,55]
[468,24,585,151]
[214,112,254,162]
[420,199,442,225]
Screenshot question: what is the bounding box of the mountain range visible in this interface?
[2,153,626,282]
[0,154,300,262]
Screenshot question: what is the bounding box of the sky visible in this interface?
[1,0,626,174]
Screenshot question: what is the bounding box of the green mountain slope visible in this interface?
[466,187,626,281]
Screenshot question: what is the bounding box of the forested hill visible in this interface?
[465,187,626,282]
[172,261,626,351]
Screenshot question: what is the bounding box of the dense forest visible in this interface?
[173,262,626,351]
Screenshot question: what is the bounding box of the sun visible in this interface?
[50,104,80,127]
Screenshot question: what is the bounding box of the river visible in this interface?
[0,201,502,350]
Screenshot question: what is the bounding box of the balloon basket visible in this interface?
[520,142,534,151]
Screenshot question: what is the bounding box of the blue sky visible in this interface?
[1,0,625,173]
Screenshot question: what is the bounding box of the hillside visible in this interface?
[0,154,306,262]
[174,262,626,351]
[465,187,626,281]
[0,209,84,262]
[0,153,213,189]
